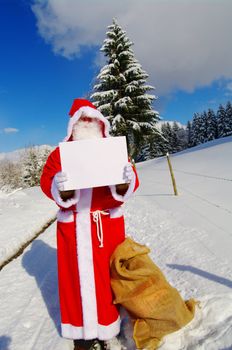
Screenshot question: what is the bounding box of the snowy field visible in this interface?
[1,136,232,350]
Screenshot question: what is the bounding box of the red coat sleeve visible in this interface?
[40,147,62,200]
[133,164,140,193]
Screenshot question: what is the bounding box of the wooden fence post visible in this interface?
[166,152,178,196]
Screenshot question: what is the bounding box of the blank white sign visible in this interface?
[59,136,128,190]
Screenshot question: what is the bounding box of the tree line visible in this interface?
[186,102,232,147]
[0,146,51,191]
[145,101,232,160]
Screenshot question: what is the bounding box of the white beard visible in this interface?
[72,119,103,141]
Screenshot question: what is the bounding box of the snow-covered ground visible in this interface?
[1,136,232,349]
[0,187,57,266]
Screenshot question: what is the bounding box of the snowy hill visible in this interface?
[1,136,232,349]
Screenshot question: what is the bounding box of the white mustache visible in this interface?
[72,120,103,140]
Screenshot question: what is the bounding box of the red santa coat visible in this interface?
[40,145,139,341]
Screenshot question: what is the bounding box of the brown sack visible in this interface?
[110,238,196,350]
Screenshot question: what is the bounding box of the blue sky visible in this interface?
[0,0,232,152]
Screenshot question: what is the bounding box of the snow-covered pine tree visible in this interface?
[192,113,204,146]
[205,109,217,141]
[175,123,188,151]
[91,19,160,161]
[139,132,168,161]
[186,120,193,147]
[217,104,228,138]
[171,122,186,152]
[161,122,173,153]
[170,122,179,153]
[225,101,232,136]
[201,111,209,143]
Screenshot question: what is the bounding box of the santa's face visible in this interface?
[72,115,104,141]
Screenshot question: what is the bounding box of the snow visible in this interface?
[0,186,57,266]
[115,97,132,109]
[113,59,120,67]
[127,120,140,131]
[124,67,141,76]
[138,121,154,129]
[136,94,156,101]
[1,136,232,349]
[106,31,116,38]
[114,114,125,123]
[91,90,118,100]
[0,222,68,350]
[97,103,111,111]
[125,85,137,93]
[118,50,132,58]
[102,38,114,45]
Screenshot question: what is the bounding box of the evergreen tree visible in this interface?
[206,108,217,141]
[140,131,168,161]
[186,120,193,147]
[192,113,203,146]
[225,101,232,135]
[177,124,188,151]
[201,111,209,143]
[161,122,173,153]
[91,19,160,161]
[171,122,185,152]
[217,104,228,137]
[170,122,179,152]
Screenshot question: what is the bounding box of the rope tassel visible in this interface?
[91,210,109,248]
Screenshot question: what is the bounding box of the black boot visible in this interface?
[74,338,104,350]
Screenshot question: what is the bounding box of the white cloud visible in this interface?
[3,128,19,134]
[31,0,232,95]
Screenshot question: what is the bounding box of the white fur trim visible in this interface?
[63,106,111,141]
[76,188,98,339]
[109,171,136,202]
[61,316,120,340]
[109,207,123,218]
[57,209,74,222]
[97,316,121,340]
[51,178,80,208]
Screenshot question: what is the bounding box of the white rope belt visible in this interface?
[91,210,109,248]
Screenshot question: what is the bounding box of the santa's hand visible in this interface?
[123,163,134,183]
[54,171,68,191]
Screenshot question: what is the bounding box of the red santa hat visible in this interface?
[63,98,110,141]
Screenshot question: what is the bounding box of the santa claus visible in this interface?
[40,99,139,350]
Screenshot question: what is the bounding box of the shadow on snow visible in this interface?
[22,239,61,336]
[167,264,232,289]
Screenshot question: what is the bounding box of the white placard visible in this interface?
[59,136,128,190]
